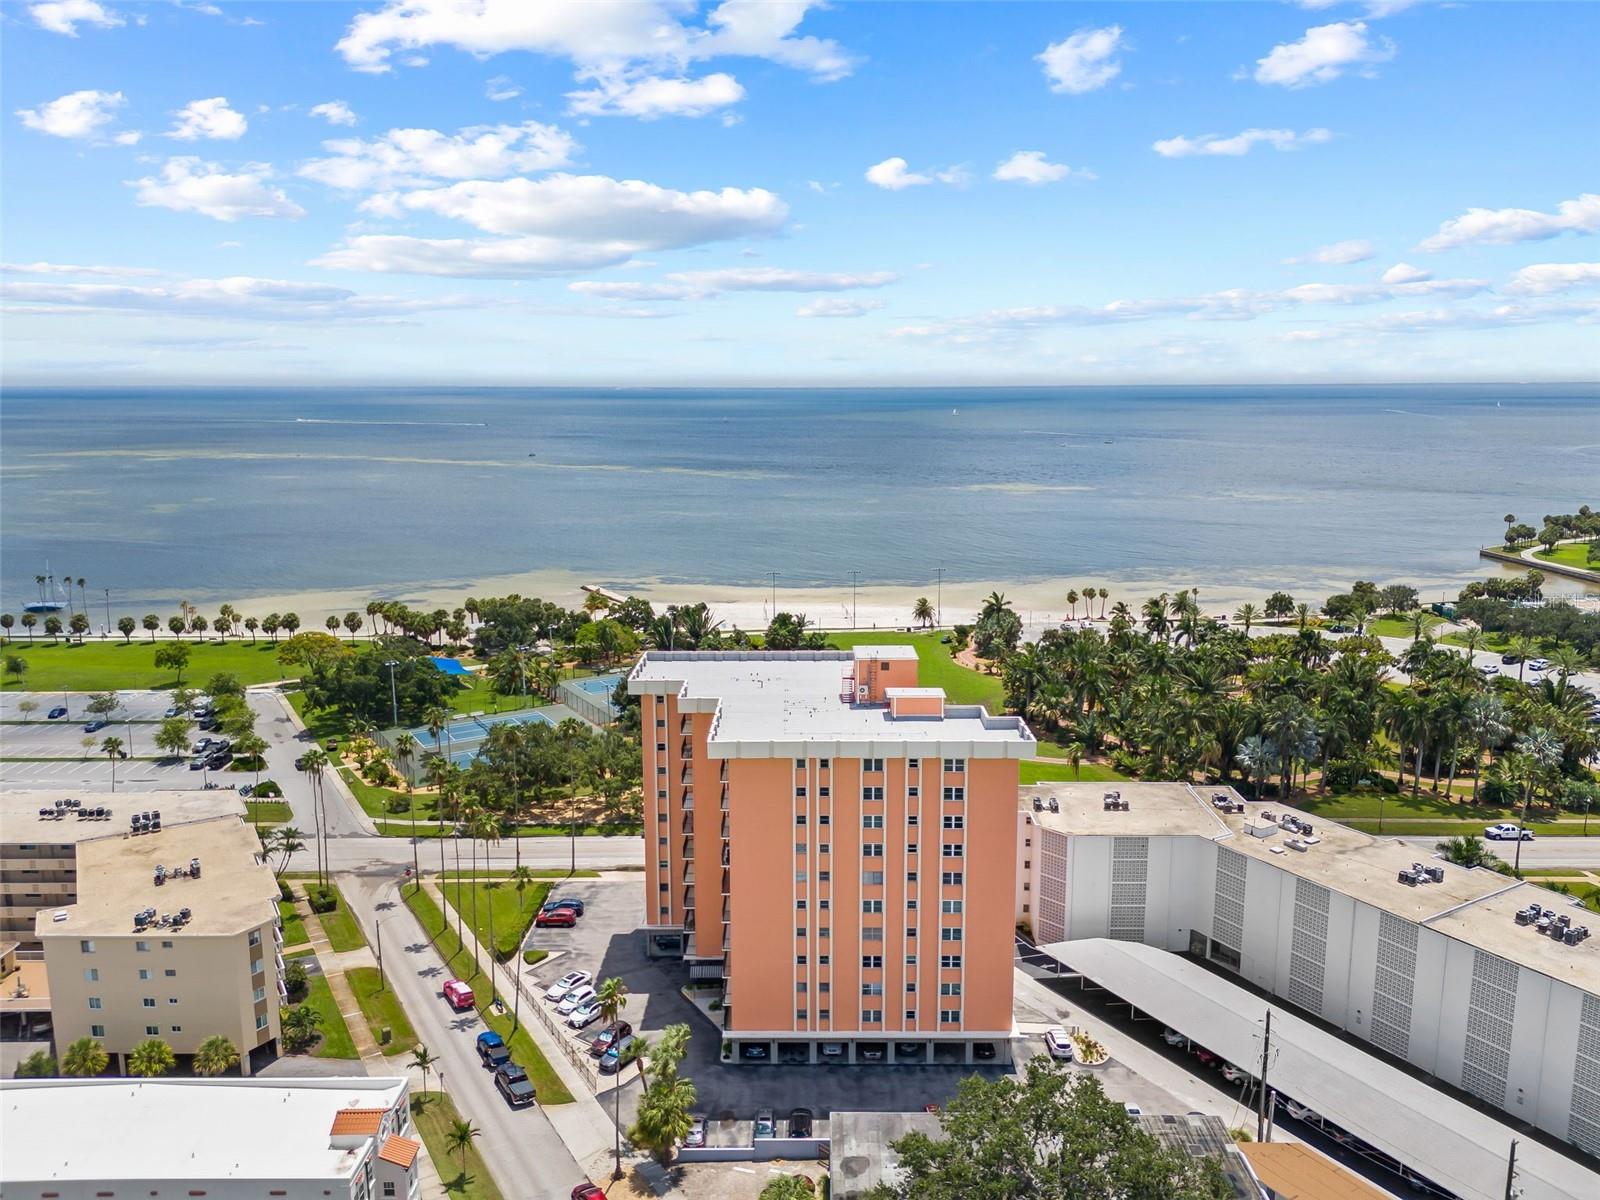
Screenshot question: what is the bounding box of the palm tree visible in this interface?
[1233,603,1260,636]
[60,1036,109,1077]
[1097,587,1110,618]
[445,1118,482,1174]
[912,597,934,629]
[299,748,330,888]
[424,704,450,760]
[101,735,124,791]
[979,591,1011,621]
[267,826,306,878]
[511,865,537,910]
[410,1044,439,1103]
[1437,834,1494,869]
[1295,602,1313,632]
[1065,589,1079,621]
[127,1038,176,1077]
[630,1076,697,1167]
[1463,693,1510,803]
[596,976,632,1179]
[193,1035,239,1076]
[393,731,421,885]
[1507,634,1537,682]
[470,810,501,993]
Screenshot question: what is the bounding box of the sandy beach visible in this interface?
[200,556,1590,639]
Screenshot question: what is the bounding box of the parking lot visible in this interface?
[519,878,1015,1132]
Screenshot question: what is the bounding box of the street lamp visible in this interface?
[383,660,400,730]
[376,917,385,992]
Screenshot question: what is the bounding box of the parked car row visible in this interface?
[534,895,586,928]
[541,968,638,1073]
[1160,1028,1252,1088]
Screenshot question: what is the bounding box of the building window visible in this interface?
[819,758,830,769]
[942,843,964,857]
[91,1024,105,1037]
[797,1009,808,1021]
[941,928,963,942]
[819,870,831,882]
[170,1025,183,1034]
[942,758,966,773]
[862,983,883,996]
[942,900,963,913]
[862,955,883,969]
[138,969,151,981]
[819,956,830,967]
[862,787,884,802]
[908,757,919,769]
[168,997,180,1006]
[143,997,156,1008]
[863,871,884,885]
[819,786,830,798]
[254,986,266,1002]
[146,1025,161,1037]
[907,871,918,883]
[659,883,669,892]
[819,842,831,854]
[940,1009,961,1024]
[863,927,882,941]
[941,954,962,968]
[797,870,808,882]
[942,871,963,885]
[797,900,808,910]
[795,787,807,798]
[863,814,884,829]
[906,926,918,938]
[942,787,966,802]
[906,954,918,966]
[940,982,962,996]
[863,899,883,913]
[796,814,807,825]
[796,758,806,768]
[256,1013,269,1030]
[796,954,807,965]
[795,842,807,854]
[820,927,831,938]
[88,997,103,1010]
[819,814,830,825]
[79,940,95,954]
[943,814,964,829]
[906,843,918,855]
[161,941,174,949]
[819,1009,830,1020]
[906,1010,917,1022]
[384,1185,396,1198]
[796,927,806,937]
[865,758,884,772]
[658,743,667,753]
[83,968,98,983]
[862,1009,883,1022]
[864,843,884,857]
[797,982,808,993]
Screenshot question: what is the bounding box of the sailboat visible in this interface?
[24,565,68,615]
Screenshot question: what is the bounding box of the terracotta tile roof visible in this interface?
[378,1134,420,1169]
[329,1107,387,1136]
[1239,1142,1391,1200]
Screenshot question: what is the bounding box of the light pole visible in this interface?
[376,917,385,992]
[383,660,400,730]
[848,570,860,631]
[767,571,779,619]
[103,588,112,639]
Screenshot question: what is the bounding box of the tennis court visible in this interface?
[406,708,557,767]
[558,672,623,725]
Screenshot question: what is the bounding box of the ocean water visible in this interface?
[2,384,1597,611]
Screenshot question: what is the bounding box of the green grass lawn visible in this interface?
[279,898,309,948]
[439,869,599,880]
[403,885,573,1104]
[825,631,1005,710]
[0,638,297,692]
[1020,759,1130,785]
[341,767,440,821]
[1365,613,1446,639]
[299,972,358,1060]
[374,818,638,838]
[248,800,292,826]
[346,965,418,1056]
[314,885,368,953]
[411,1093,505,1200]
[445,675,551,718]
[285,689,350,746]
[1533,543,1600,573]
[441,879,551,961]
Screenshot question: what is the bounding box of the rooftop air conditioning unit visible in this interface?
[858,686,869,699]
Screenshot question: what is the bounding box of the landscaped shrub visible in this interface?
[306,886,338,915]
[253,779,283,798]
[279,878,294,903]
[283,959,309,1002]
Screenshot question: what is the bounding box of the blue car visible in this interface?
[47,707,68,720]
[476,1030,511,1068]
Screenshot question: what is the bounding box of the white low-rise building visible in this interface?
[1017,782,1600,1161]
[0,1077,421,1200]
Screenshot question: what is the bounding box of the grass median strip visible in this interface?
[301,972,358,1060]
[0,639,295,691]
[347,965,418,1056]
[317,884,368,953]
[279,898,309,948]
[411,1092,504,1200]
[441,879,550,961]
[247,800,292,825]
[403,884,573,1105]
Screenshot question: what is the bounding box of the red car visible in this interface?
[571,1186,605,1200]
[536,907,577,928]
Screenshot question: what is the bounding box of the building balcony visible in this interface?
[720,868,731,895]
[720,846,730,868]
[681,791,694,811]
[682,814,695,835]
[720,818,730,839]
[683,887,696,909]
[682,835,695,858]
[680,769,694,785]
[720,786,730,811]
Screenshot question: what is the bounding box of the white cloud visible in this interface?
[317,173,788,277]
[1153,127,1331,157]
[1505,262,1600,296]
[1288,239,1375,265]
[1381,262,1430,284]
[567,72,745,119]
[113,129,142,145]
[486,76,522,102]
[993,150,1090,185]
[29,0,122,36]
[300,121,576,191]
[16,89,126,139]
[167,97,248,141]
[797,297,882,318]
[309,101,358,127]
[1037,25,1125,94]
[1254,21,1394,88]
[332,0,858,130]
[1,274,488,322]
[1419,193,1600,252]
[567,267,896,302]
[2,261,160,277]
[866,157,963,190]
[130,158,305,222]
[568,281,700,301]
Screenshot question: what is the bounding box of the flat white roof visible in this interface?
[630,650,1035,758]
[1042,939,1600,1200]
[0,790,246,846]
[0,1078,408,1183]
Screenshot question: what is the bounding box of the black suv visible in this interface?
[494,1063,536,1108]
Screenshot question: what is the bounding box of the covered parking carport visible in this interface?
[1040,938,1600,1200]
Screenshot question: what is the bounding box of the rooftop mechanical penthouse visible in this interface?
[629,647,1036,1065]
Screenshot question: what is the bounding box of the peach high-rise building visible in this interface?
[629,646,1035,1064]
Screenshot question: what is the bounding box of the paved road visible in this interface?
[1391,835,1600,868]
[298,835,646,876]
[341,876,590,1200]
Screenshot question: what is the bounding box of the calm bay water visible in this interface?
[2,384,1597,611]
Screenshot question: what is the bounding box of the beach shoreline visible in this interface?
[109,557,1591,639]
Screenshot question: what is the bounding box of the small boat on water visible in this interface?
[23,567,68,614]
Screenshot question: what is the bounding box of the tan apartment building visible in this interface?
[37,813,284,1074]
[629,646,1035,1064]
[1,790,246,950]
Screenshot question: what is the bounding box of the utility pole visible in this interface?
[384,660,400,730]
[376,917,385,992]
[1256,1009,1273,1143]
[103,588,112,638]
[767,571,779,619]
[849,571,860,630]
[1504,1138,1518,1200]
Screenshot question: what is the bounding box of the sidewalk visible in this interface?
[417,877,620,1175]
[298,885,388,1070]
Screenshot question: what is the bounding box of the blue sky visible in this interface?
[3,0,1596,385]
